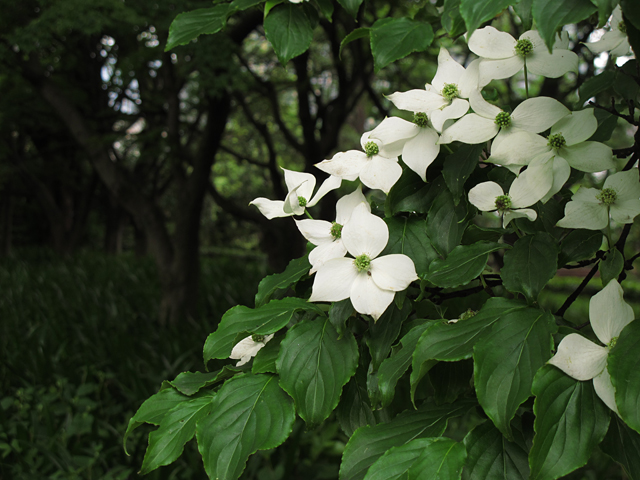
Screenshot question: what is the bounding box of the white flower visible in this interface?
[548,279,634,413]
[439,90,570,145]
[250,168,341,219]
[315,131,403,194]
[557,170,640,230]
[309,203,418,320]
[468,27,579,86]
[586,7,631,57]
[385,48,480,132]
[229,334,274,366]
[367,115,440,182]
[295,186,369,274]
[468,157,554,227]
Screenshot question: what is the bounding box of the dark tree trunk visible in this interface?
[0,193,13,256]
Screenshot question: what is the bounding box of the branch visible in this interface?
[555,261,600,317]
[219,144,269,167]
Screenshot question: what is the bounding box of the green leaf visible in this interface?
[264,3,319,65]
[314,0,334,20]
[429,360,473,405]
[621,0,640,30]
[609,320,640,434]
[382,217,438,276]
[600,248,624,286]
[423,241,504,288]
[370,18,435,72]
[589,108,619,142]
[474,307,557,438]
[340,27,370,58]
[377,321,435,408]
[601,415,640,480]
[387,168,437,215]
[463,421,529,480]
[529,365,610,480]
[277,317,358,426]
[337,0,364,17]
[124,386,189,455]
[501,232,558,302]
[252,335,284,374]
[411,298,527,402]
[339,398,476,480]
[141,394,215,474]
[337,360,376,437]
[592,0,618,26]
[255,255,310,307]
[558,229,602,266]
[426,189,470,258]
[443,144,482,205]
[579,70,616,101]
[229,0,264,11]
[460,0,514,38]
[442,0,467,37]
[165,5,230,51]
[514,0,534,30]
[367,302,411,372]
[461,224,506,245]
[203,298,324,364]
[196,374,295,480]
[169,367,241,396]
[532,0,596,52]
[614,60,640,102]
[329,298,354,337]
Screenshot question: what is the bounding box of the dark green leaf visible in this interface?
[501,232,558,302]
[229,0,264,11]
[558,229,602,266]
[314,0,334,20]
[463,421,529,480]
[423,241,505,288]
[362,438,434,480]
[601,415,640,480]
[407,437,466,479]
[442,0,467,37]
[579,71,616,101]
[592,0,618,26]
[461,0,514,38]
[622,0,640,30]
[367,301,411,372]
[337,0,364,17]
[370,18,435,72]
[609,320,640,434]
[600,248,624,286]
[170,367,241,396]
[339,398,475,480]
[203,298,324,364]
[252,335,284,374]
[264,3,319,65]
[382,216,438,275]
[277,317,358,426]
[196,374,295,480]
[429,360,473,405]
[255,255,310,307]
[461,224,506,245]
[514,0,534,30]
[474,307,557,438]
[614,60,640,102]
[340,27,370,58]
[329,298,354,337]
[426,189,470,258]
[337,360,376,437]
[532,0,596,52]
[443,144,482,205]
[165,5,230,51]
[589,108,619,142]
[141,394,214,474]
[529,365,610,480]
[387,168,439,215]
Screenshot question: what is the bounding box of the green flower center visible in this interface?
[547,133,566,149]
[442,83,460,101]
[618,21,627,34]
[364,141,379,157]
[608,336,618,349]
[330,222,343,239]
[494,111,511,128]
[515,38,534,57]
[495,194,512,212]
[354,254,372,273]
[251,334,265,343]
[596,188,617,206]
[414,112,429,128]
[458,308,477,321]
[298,196,307,207]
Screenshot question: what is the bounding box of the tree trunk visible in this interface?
[0,193,13,257]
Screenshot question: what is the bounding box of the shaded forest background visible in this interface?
[1,0,636,478]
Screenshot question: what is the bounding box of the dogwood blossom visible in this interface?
[295,186,369,274]
[548,279,634,413]
[468,27,579,86]
[250,168,341,219]
[586,6,631,57]
[309,203,418,320]
[315,131,403,194]
[230,334,274,366]
[557,170,640,230]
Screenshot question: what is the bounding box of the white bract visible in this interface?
[468,27,579,86]
[315,131,403,194]
[586,6,632,57]
[229,334,274,366]
[439,90,570,145]
[309,203,418,320]
[548,279,634,413]
[295,186,369,274]
[557,170,640,230]
[250,169,341,219]
[386,48,480,132]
